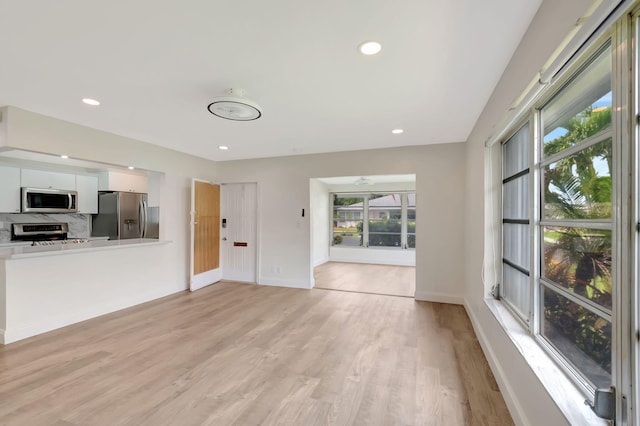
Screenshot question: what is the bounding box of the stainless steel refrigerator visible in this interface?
[92,191,157,240]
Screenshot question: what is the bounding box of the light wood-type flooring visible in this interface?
[0,282,513,425]
[314,262,416,297]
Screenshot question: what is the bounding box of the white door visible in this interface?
[221,183,257,282]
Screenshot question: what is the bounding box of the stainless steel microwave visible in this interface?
[21,187,78,213]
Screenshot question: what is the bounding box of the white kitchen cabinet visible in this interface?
[75,174,99,214]
[99,170,148,193]
[0,165,21,213]
[21,169,76,190]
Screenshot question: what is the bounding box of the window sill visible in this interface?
[331,246,415,251]
[483,298,607,425]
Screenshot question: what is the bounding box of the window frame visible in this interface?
[500,33,622,398]
[330,191,415,250]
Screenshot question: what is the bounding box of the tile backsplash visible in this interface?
[0,213,91,243]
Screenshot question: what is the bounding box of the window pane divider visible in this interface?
[503,258,530,276]
[540,278,613,321]
[540,128,613,167]
[539,219,612,229]
[503,218,530,224]
[503,168,530,184]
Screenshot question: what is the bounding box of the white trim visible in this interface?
[330,246,415,266]
[259,277,312,289]
[0,329,5,345]
[414,291,463,305]
[464,300,529,426]
[313,257,329,267]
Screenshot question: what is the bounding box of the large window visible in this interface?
[332,192,415,249]
[501,41,615,396]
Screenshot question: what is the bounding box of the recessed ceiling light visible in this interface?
[392,129,404,134]
[218,145,229,150]
[60,155,69,159]
[359,41,382,55]
[82,98,100,106]
[128,166,135,170]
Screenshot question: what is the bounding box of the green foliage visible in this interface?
[357,220,415,247]
[544,106,611,158]
[541,103,613,376]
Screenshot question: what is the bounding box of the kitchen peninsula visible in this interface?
[0,238,172,344]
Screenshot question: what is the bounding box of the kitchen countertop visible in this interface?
[0,238,170,259]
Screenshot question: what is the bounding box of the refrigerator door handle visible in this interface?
[139,199,148,238]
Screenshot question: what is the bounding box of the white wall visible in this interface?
[310,179,330,268]
[463,0,597,424]
[0,106,218,296]
[216,143,466,303]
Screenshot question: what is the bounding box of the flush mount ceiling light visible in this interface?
[392,128,404,134]
[359,41,382,55]
[218,145,229,150]
[207,88,262,121]
[354,177,373,186]
[82,98,100,106]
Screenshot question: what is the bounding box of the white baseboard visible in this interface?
[313,257,329,267]
[0,329,5,345]
[464,299,527,426]
[414,291,464,305]
[259,277,312,289]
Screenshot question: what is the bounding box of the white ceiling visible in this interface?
[0,1,542,162]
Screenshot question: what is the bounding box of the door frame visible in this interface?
[190,178,222,291]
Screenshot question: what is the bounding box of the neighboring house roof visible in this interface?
[337,193,416,209]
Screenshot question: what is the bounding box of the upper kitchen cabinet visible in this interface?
[76,174,98,214]
[21,169,76,190]
[99,170,148,193]
[0,165,21,212]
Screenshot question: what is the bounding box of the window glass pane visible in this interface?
[543,139,612,220]
[502,264,529,320]
[542,286,611,389]
[333,195,363,246]
[543,226,612,310]
[542,44,611,158]
[503,223,530,270]
[503,175,529,219]
[503,124,530,177]
[408,193,416,249]
[368,193,402,247]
